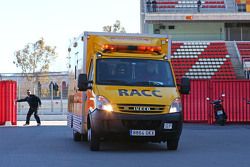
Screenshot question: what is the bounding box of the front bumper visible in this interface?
[89,109,183,142]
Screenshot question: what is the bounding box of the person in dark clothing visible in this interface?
[146,0,151,12]
[197,0,201,12]
[16,90,42,126]
[53,82,59,97]
[115,64,129,80]
[152,0,157,12]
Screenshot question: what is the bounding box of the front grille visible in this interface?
[122,120,162,129]
[117,104,165,114]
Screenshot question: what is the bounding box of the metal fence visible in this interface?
[17,82,68,116]
[182,79,250,124]
[1,72,69,120]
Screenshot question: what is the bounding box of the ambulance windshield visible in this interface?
[96,58,175,87]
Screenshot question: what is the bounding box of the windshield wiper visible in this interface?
[132,81,164,86]
[100,80,128,84]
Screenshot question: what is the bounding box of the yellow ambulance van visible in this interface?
[67,32,190,151]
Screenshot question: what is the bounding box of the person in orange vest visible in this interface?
[16,90,41,126]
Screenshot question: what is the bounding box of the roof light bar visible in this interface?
[101,44,162,54]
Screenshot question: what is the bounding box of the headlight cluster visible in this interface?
[169,98,182,113]
[95,95,113,112]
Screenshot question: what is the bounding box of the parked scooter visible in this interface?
[206,94,227,126]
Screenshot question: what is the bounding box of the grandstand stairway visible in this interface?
[236,42,250,61]
[225,42,245,79]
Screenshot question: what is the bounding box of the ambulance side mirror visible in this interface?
[78,74,89,91]
[179,77,190,95]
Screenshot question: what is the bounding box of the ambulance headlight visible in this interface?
[169,98,182,113]
[95,96,113,112]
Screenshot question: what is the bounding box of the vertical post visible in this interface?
[168,36,172,59]
[220,28,222,40]
[17,78,20,114]
[33,86,36,96]
[60,81,63,113]
[51,84,53,112]
[5,81,12,126]
[208,80,213,125]
[240,27,243,41]
[245,68,247,79]
[33,74,36,95]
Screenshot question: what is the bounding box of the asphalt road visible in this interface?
[1,124,250,167]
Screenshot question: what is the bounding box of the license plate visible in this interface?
[217,110,223,115]
[130,130,155,136]
[164,123,173,129]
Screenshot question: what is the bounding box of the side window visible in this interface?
[88,60,94,87]
[74,52,79,80]
[74,66,77,79]
[88,60,94,84]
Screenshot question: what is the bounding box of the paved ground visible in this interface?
[0,123,250,167]
[17,114,67,121]
[16,121,67,126]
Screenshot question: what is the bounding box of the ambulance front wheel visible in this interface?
[88,126,100,151]
[167,138,179,150]
[73,130,82,141]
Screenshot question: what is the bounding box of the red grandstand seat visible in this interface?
[171,41,236,80]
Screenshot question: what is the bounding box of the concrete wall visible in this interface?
[145,22,225,41]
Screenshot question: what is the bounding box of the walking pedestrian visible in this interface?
[16,90,42,126]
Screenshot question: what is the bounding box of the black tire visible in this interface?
[73,131,82,141]
[217,117,226,126]
[167,138,179,150]
[88,127,100,151]
[219,120,226,126]
[82,133,88,142]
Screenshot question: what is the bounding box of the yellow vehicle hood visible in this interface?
[95,85,179,113]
